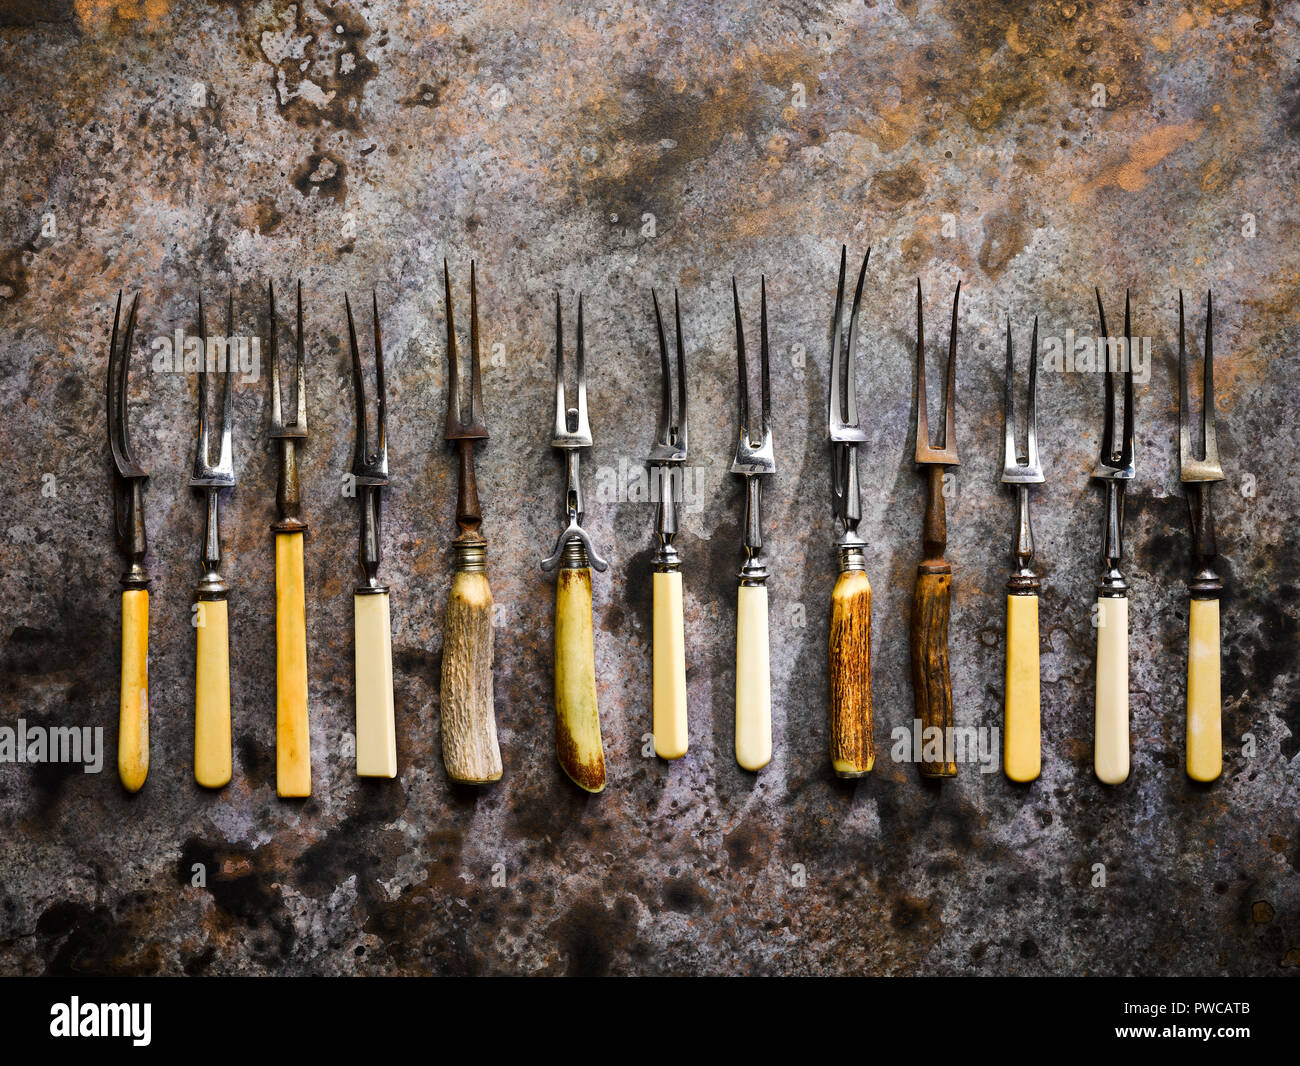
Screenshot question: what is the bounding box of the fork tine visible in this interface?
[914,279,929,451]
[345,294,369,464]
[1121,289,1134,465]
[1203,290,1216,463]
[575,294,588,431]
[1095,288,1114,462]
[468,261,484,430]
[733,277,749,440]
[120,292,140,466]
[1178,289,1190,463]
[829,246,846,430]
[1027,316,1040,470]
[295,279,306,430]
[372,289,386,465]
[197,294,210,467]
[759,276,771,437]
[219,294,234,471]
[1003,317,1016,468]
[444,259,460,436]
[652,288,672,446]
[942,281,960,450]
[845,248,869,430]
[269,280,281,429]
[107,291,122,454]
[674,289,687,452]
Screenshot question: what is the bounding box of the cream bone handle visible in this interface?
[735,582,772,772]
[194,597,232,788]
[1003,593,1041,783]
[118,588,149,792]
[653,570,688,761]
[441,567,502,784]
[1187,597,1222,782]
[555,562,606,792]
[354,589,397,778]
[1094,595,1130,784]
[275,531,311,797]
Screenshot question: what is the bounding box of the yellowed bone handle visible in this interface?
[275,532,311,797]
[1004,594,1041,783]
[194,598,232,788]
[735,583,772,771]
[652,570,688,760]
[118,589,149,792]
[1187,597,1222,782]
[441,570,502,784]
[555,566,605,792]
[355,591,397,778]
[1094,596,1130,784]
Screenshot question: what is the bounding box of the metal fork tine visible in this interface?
[469,261,484,429]
[733,277,749,440]
[914,280,929,451]
[1003,317,1016,468]
[652,289,671,446]
[269,281,281,430]
[943,282,960,450]
[1095,288,1114,462]
[120,292,140,466]
[1178,289,1191,462]
[372,290,386,465]
[759,277,771,438]
[553,293,565,435]
[1203,290,1216,463]
[674,289,687,451]
[444,260,459,435]
[197,294,210,468]
[345,294,369,464]
[829,247,846,430]
[845,249,869,429]
[1122,290,1134,464]
[576,294,587,432]
[220,295,234,471]
[295,280,306,430]
[1027,316,1040,471]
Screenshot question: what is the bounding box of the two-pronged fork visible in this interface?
[1178,290,1224,783]
[190,296,236,790]
[730,277,775,772]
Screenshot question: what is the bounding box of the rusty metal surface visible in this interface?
[0,0,1297,975]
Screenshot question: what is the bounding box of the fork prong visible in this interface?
[652,289,672,446]
[1121,289,1134,466]
[674,289,687,452]
[942,281,960,451]
[1203,290,1216,464]
[759,276,771,438]
[1178,289,1191,464]
[294,280,306,431]
[120,292,140,467]
[269,280,282,430]
[733,277,749,441]
[219,294,234,472]
[1027,316,1040,471]
[914,279,929,453]
[372,289,386,466]
[107,290,122,455]
[345,294,370,466]
[829,246,847,432]
[844,248,869,430]
[468,261,485,431]
[1095,288,1114,463]
[196,294,210,468]
[444,259,460,437]
[575,294,588,431]
[1002,317,1016,469]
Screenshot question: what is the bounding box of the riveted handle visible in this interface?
[911,570,955,777]
[275,532,311,797]
[118,589,149,793]
[653,570,688,760]
[1187,597,1222,782]
[354,591,397,778]
[1003,594,1041,783]
[194,598,232,788]
[441,570,502,784]
[735,583,771,771]
[1094,596,1130,784]
[829,569,873,777]
[555,566,605,792]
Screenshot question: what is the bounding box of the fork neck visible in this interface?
[1006,483,1039,594]
[1186,482,1222,599]
[1098,479,1127,597]
[356,485,388,594]
[738,475,768,584]
[196,486,229,598]
[652,464,680,572]
[115,477,150,590]
[272,438,307,534]
[453,439,484,545]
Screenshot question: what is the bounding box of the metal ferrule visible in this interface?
[1007,484,1040,594]
[356,485,387,594]
[652,464,682,572]
[196,488,229,599]
[272,438,307,534]
[1186,482,1222,599]
[454,540,487,574]
[562,538,590,570]
[1097,480,1127,597]
[836,544,866,573]
[738,476,768,584]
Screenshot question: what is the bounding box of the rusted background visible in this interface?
[0,0,1297,975]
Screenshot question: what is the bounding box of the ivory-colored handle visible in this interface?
[828,569,873,777]
[275,532,311,797]
[1187,597,1222,782]
[652,570,688,760]
[441,570,502,784]
[194,599,231,788]
[355,591,397,778]
[735,583,771,771]
[118,589,149,793]
[1004,594,1041,783]
[1094,596,1129,784]
[555,566,605,792]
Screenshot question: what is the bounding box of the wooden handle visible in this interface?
[735,583,771,771]
[1187,597,1222,782]
[1094,596,1129,784]
[653,570,688,760]
[1003,594,1040,783]
[911,570,955,777]
[555,566,605,792]
[275,532,311,797]
[118,589,149,792]
[354,591,397,778]
[828,569,873,777]
[441,569,502,784]
[194,598,231,788]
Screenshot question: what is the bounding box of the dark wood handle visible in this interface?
[829,569,873,777]
[912,465,955,777]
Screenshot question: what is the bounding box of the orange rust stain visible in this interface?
[1070,121,1203,201]
[75,0,170,30]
